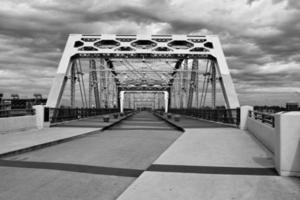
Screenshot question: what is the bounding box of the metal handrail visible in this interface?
[248,110,275,127]
[48,108,133,123]
[162,108,240,126]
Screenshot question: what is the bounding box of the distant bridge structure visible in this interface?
[46,34,240,112]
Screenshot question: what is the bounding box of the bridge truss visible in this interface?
[46,34,239,111]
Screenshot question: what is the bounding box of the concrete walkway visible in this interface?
[0,127,99,156]
[160,113,235,128]
[0,114,130,157]
[154,128,274,168]
[1,112,299,199]
[117,125,300,200]
[0,111,182,200]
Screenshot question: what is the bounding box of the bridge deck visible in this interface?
[0,111,299,199]
[163,114,234,128]
[0,111,181,200]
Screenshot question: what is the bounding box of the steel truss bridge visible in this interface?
[46,34,240,112]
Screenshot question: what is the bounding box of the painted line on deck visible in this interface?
[0,160,143,177]
[110,128,177,131]
[147,164,278,176]
[0,160,278,177]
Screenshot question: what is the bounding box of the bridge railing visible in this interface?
[49,108,124,123]
[166,108,240,126]
[0,109,35,118]
[248,110,275,127]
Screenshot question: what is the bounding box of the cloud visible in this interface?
[0,0,299,105]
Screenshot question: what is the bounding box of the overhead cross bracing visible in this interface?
[46,34,240,111]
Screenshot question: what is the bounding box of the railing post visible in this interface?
[33,105,50,129]
[236,107,240,126]
[215,109,218,122]
[240,105,253,130]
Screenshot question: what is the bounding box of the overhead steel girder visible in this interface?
[168,59,184,86]
[118,86,169,91]
[46,34,240,109]
[103,58,120,86]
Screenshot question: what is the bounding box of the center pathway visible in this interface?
[110,111,176,131]
[0,111,181,200]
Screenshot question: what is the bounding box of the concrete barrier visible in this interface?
[246,116,275,153]
[0,115,36,132]
[245,109,300,177]
[33,105,50,129]
[274,112,300,176]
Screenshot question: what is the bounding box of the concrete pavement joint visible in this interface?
[0,160,278,177]
[0,160,143,177]
[147,164,278,176]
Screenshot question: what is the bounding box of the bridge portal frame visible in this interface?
[46,34,239,109]
[119,90,168,113]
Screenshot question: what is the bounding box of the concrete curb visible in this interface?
[153,112,185,132]
[100,113,134,131]
[0,113,134,158]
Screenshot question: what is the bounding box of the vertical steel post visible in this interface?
[90,60,101,108]
[196,62,199,108]
[164,91,169,113]
[105,68,109,108]
[187,59,198,108]
[120,91,124,113]
[180,62,184,108]
[70,60,76,108]
[98,59,103,108]
[116,87,120,109]
[211,61,216,109]
[183,59,188,108]
[88,61,92,108]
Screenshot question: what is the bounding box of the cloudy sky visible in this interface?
[0,0,300,105]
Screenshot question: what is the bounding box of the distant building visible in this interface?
[0,93,47,110]
[286,102,298,111]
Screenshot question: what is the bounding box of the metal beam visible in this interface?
[90,60,101,108]
[211,61,216,108]
[47,34,239,109]
[168,59,184,86]
[70,61,76,108]
[187,59,198,108]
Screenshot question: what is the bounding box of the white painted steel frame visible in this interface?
[46,34,239,109]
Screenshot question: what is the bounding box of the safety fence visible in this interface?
[161,108,240,126]
[0,109,35,118]
[49,108,132,123]
[248,110,275,127]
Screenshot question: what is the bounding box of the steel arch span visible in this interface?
[46,34,239,111]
